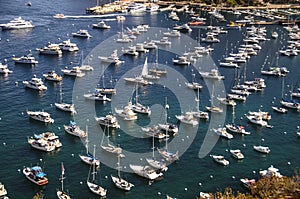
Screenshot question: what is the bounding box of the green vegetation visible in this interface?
[197,173,300,199]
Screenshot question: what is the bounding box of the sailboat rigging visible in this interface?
[54,83,76,114]
[56,162,71,199]
[87,145,107,197]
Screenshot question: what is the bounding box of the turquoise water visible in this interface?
[0,1,299,198]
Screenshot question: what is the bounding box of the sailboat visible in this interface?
[141,57,160,80]
[87,145,107,197]
[101,125,123,155]
[56,162,71,199]
[280,77,300,109]
[55,83,76,114]
[191,88,209,120]
[146,133,168,171]
[131,83,151,115]
[78,51,93,71]
[158,98,179,162]
[206,84,223,113]
[79,128,100,166]
[158,97,178,135]
[95,64,117,95]
[148,49,167,75]
[111,154,134,191]
[225,105,250,135]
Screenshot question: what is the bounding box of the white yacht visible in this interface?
[146,3,159,12]
[92,20,111,29]
[206,106,223,113]
[55,103,76,114]
[95,114,120,129]
[175,112,198,126]
[13,53,38,65]
[122,46,139,56]
[144,41,158,49]
[230,149,244,160]
[43,71,62,82]
[129,164,163,180]
[246,115,269,127]
[253,145,270,154]
[99,50,124,65]
[29,132,62,149]
[37,43,62,55]
[201,35,220,43]
[72,29,92,38]
[0,17,34,30]
[280,98,300,109]
[84,91,111,101]
[173,56,190,65]
[58,39,79,52]
[135,43,149,53]
[27,110,54,123]
[27,137,56,152]
[200,69,224,80]
[64,121,87,137]
[272,106,288,113]
[210,155,229,166]
[153,37,171,45]
[23,75,47,91]
[163,29,181,37]
[126,3,146,14]
[61,66,85,77]
[219,61,239,68]
[225,123,250,135]
[259,166,282,178]
[185,82,203,90]
[158,123,178,135]
[217,97,236,106]
[123,76,151,86]
[0,63,12,75]
[115,103,137,121]
[213,127,233,139]
[240,178,256,190]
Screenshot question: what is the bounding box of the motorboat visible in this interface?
[116,34,132,43]
[122,46,139,56]
[98,50,124,65]
[132,102,151,115]
[61,66,85,77]
[173,56,190,65]
[185,82,203,90]
[23,75,47,91]
[95,114,120,129]
[126,3,146,14]
[84,91,111,101]
[0,62,12,75]
[213,127,233,139]
[173,23,192,33]
[158,123,178,135]
[29,132,62,149]
[225,123,250,135]
[248,110,271,120]
[168,11,179,21]
[259,166,282,178]
[135,43,149,53]
[157,147,179,162]
[92,20,111,29]
[246,115,270,127]
[115,103,137,121]
[43,71,62,82]
[143,41,158,49]
[219,61,239,68]
[175,112,198,126]
[27,110,54,123]
[261,67,288,76]
[240,178,256,189]
[200,69,225,80]
[230,149,244,160]
[13,53,38,65]
[201,35,220,43]
[153,37,171,45]
[23,165,48,186]
[227,93,247,101]
[206,106,223,113]
[72,29,92,38]
[231,89,251,96]
[217,97,236,106]
[37,43,62,55]
[142,125,169,139]
[129,164,163,180]
[58,39,79,52]
[146,3,159,12]
[64,121,87,137]
[253,145,270,154]
[27,137,56,152]
[272,106,288,113]
[210,155,229,166]
[163,29,181,37]
[55,103,76,114]
[0,182,8,197]
[0,17,34,30]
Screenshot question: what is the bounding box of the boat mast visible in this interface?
[232,105,235,124]
[135,83,139,106]
[117,154,121,180]
[196,87,200,112]
[60,162,65,192]
[92,145,97,182]
[164,97,169,150]
[152,132,155,159]
[85,125,89,155]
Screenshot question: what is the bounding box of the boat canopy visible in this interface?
[35,172,46,178]
[70,121,77,125]
[31,166,42,171]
